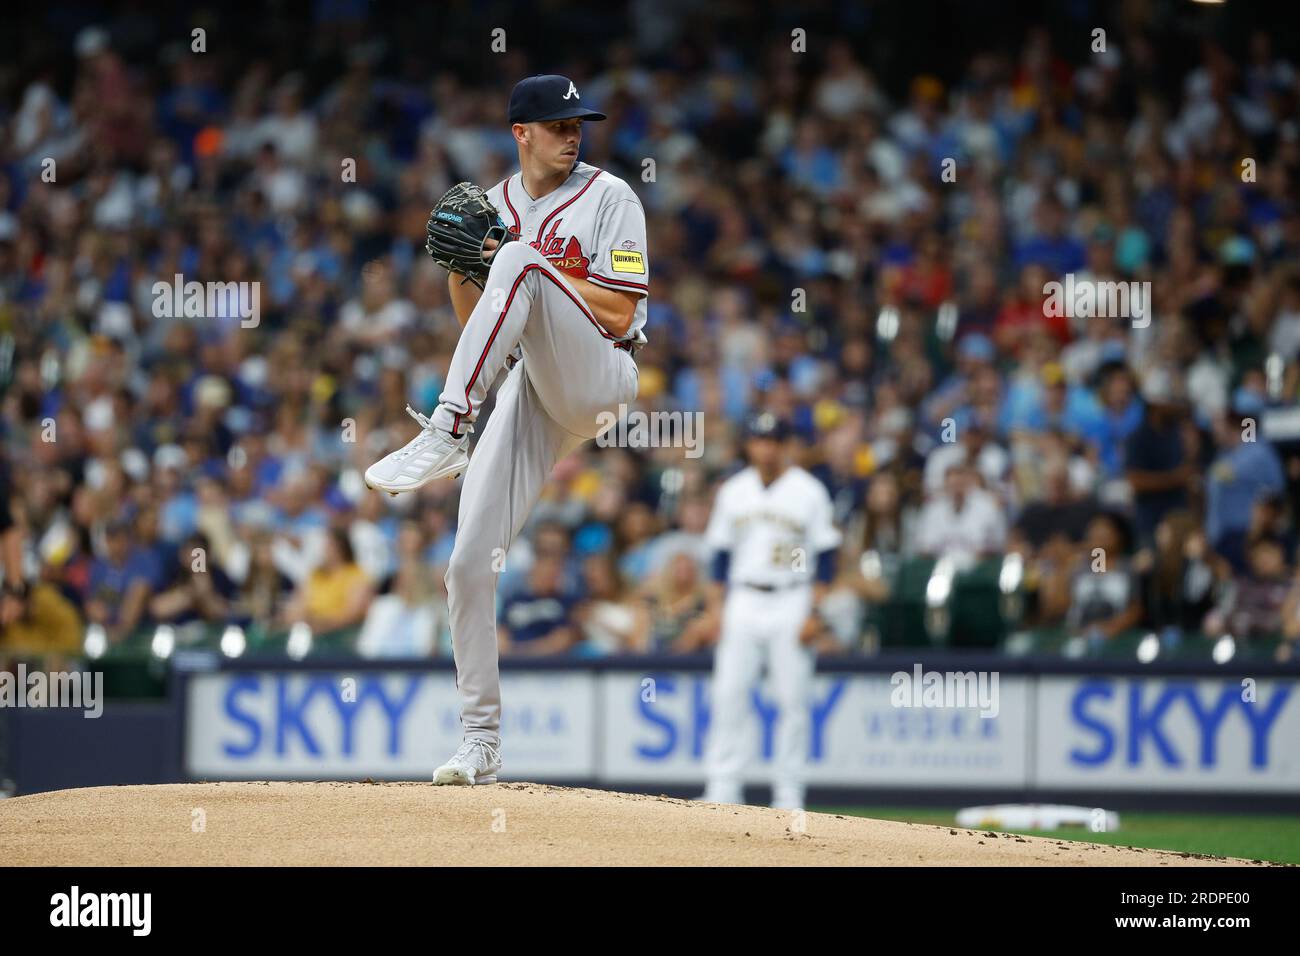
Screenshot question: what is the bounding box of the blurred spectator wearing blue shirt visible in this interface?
[1124,369,1196,546]
[149,533,238,628]
[498,556,579,657]
[1000,361,1092,438]
[922,333,997,435]
[1078,362,1143,479]
[779,118,843,197]
[1013,197,1087,276]
[85,517,165,643]
[1206,407,1286,572]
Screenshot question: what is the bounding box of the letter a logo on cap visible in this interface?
[564,81,579,100]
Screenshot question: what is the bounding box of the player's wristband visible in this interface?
[815,548,836,584]
[711,551,731,584]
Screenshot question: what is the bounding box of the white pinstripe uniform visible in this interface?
[702,465,841,809]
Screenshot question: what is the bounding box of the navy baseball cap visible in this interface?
[744,411,791,441]
[508,75,607,124]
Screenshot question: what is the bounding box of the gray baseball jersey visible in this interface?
[432,161,648,745]
[489,161,649,336]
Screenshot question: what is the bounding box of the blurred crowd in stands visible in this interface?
[3,2,1300,662]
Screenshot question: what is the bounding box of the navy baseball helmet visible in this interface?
[743,411,790,441]
[508,75,607,124]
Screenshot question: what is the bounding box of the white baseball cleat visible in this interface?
[364,405,471,494]
[433,737,502,786]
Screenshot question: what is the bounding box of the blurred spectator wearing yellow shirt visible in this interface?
[282,528,374,635]
[1,456,83,659]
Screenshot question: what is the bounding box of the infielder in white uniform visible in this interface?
[701,413,842,811]
[365,75,648,785]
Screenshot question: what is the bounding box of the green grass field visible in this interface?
[812,806,1300,864]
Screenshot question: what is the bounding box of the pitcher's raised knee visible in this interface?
[487,239,541,279]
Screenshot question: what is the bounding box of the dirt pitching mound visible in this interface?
[0,782,1250,866]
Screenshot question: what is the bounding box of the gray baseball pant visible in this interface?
[436,241,639,741]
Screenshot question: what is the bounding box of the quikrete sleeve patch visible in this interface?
[610,249,645,274]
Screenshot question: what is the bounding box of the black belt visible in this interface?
[613,338,635,353]
[738,581,803,593]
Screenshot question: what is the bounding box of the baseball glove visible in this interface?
[425,182,517,289]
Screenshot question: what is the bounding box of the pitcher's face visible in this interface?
[518,118,582,176]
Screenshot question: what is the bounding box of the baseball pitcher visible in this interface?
[365,75,649,785]
[700,413,841,810]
